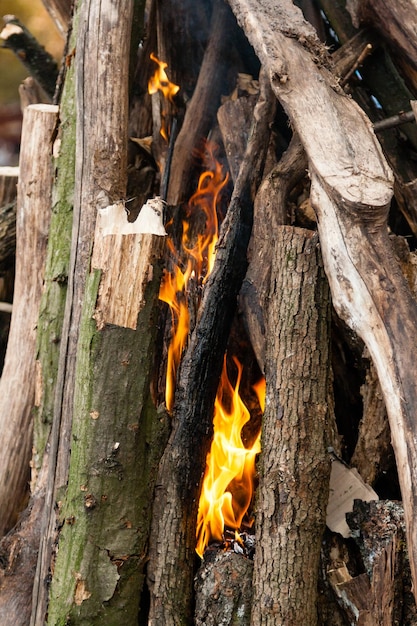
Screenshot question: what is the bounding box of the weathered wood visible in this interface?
[347,0,417,86]
[147,69,275,626]
[327,500,417,624]
[240,136,306,373]
[166,0,236,205]
[0,104,57,537]
[251,226,331,626]
[226,0,417,604]
[217,94,258,183]
[0,167,18,271]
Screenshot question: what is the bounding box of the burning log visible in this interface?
[167,0,236,205]
[147,69,275,624]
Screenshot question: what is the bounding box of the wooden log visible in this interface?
[251,226,331,626]
[33,1,169,623]
[166,0,236,205]
[0,104,57,537]
[226,0,417,604]
[240,136,306,373]
[327,500,417,624]
[147,69,275,626]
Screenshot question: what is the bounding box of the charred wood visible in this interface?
[0,16,58,100]
[147,69,275,625]
[167,0,237,205]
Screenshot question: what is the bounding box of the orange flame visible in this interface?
[148,53,180,141]
[195,357,264,558]
[159,144,228,412]
[148,52,180,102]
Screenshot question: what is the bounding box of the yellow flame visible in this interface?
[148,52,180,102]
[195,357,263,558]
[159,144,228,412]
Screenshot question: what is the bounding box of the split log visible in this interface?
[147,69,275,626]
[32,2,167,624]
[251,226,331,626]
[226,0,417,604]
[166,0,236,205]
[0,104,58,536]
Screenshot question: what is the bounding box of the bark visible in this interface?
[31,2,167,624]
[0,104,57,536]
[347,0,417,84]
[327,500,417,624]
[147,70,275,626]
[240,136,306,373]
[251,226,331,626]
[166,0,236,205]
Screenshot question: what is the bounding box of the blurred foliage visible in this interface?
[0,0,64,103]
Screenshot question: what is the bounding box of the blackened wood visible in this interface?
[147,69,275,626]
[166,0,237,205]
[0,16,58,99]
[251,226,331,626]
[327,500,417,624]
[0,105,57,537]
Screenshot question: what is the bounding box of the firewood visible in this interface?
[147,68,275,625]
[0,105,58,537]
[251,226,331,626]
[166,0,237,205]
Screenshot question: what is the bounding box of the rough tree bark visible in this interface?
[251,227,331,626]
[0,104,57,536]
